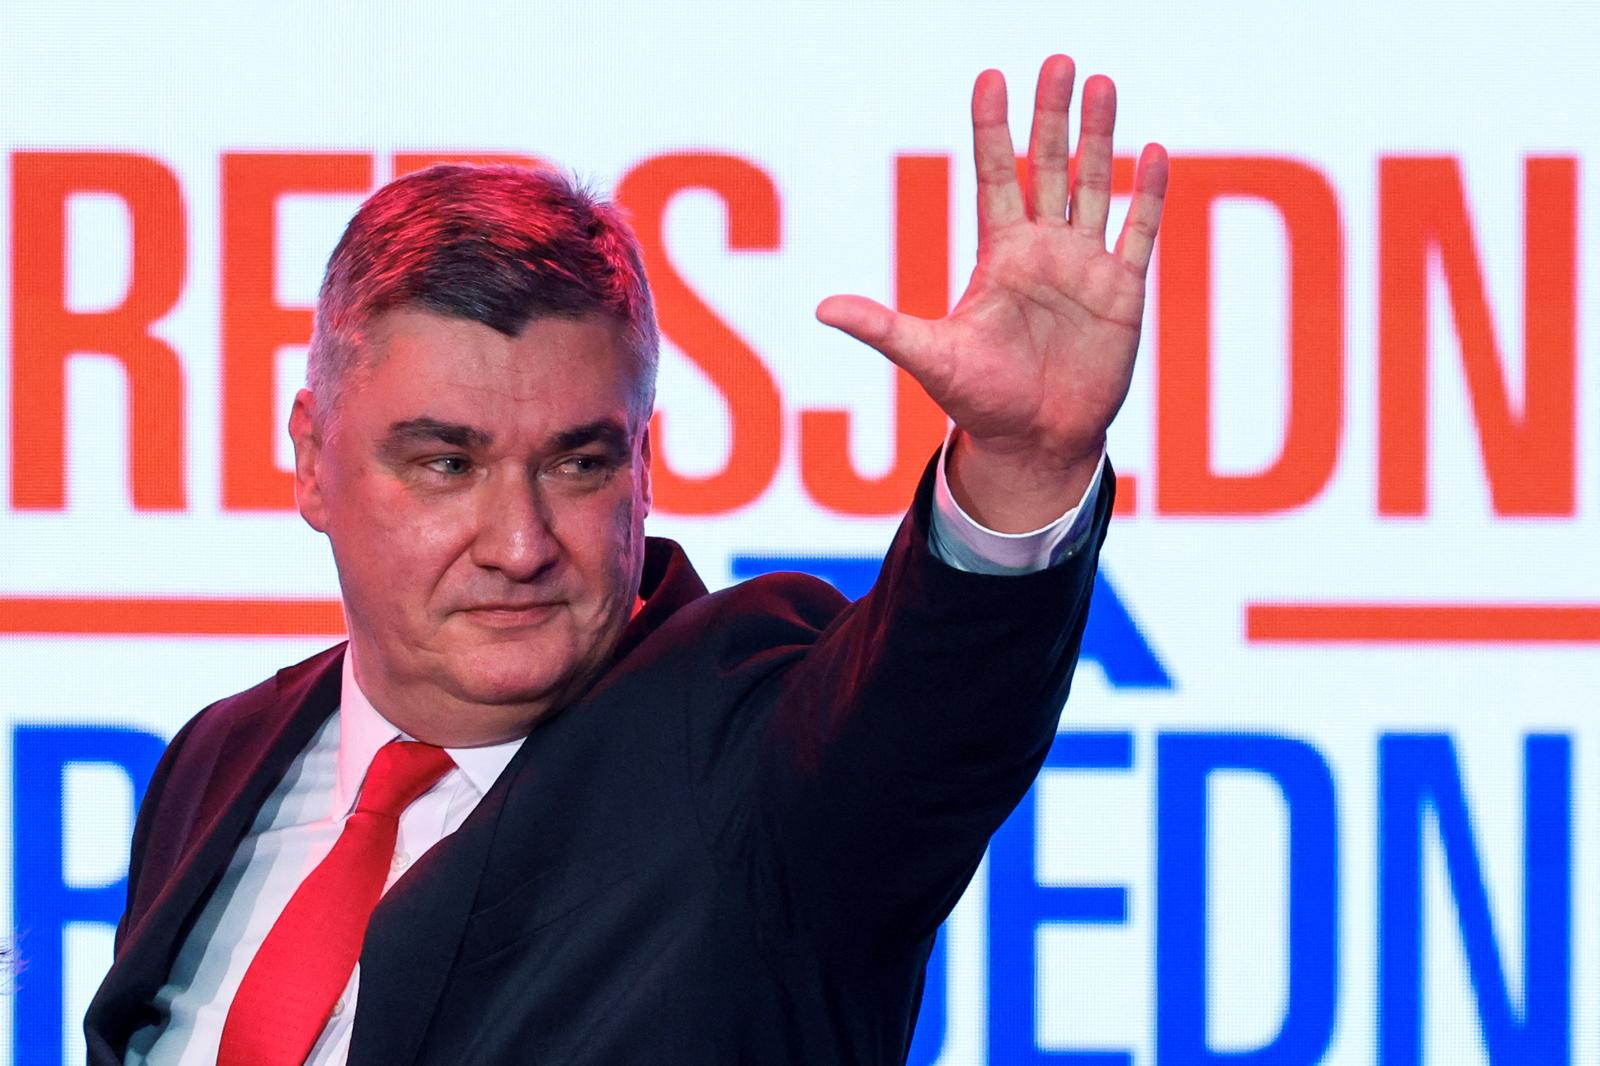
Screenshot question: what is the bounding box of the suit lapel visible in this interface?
[610,537,711,661]
[346,538,708,1065]
[102,647,345,1024]
[348,741,517,1065]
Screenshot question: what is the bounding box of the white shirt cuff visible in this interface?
[927,431,1106,575]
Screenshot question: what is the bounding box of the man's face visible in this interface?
[290,308,652,746]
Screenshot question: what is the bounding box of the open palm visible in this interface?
[818,55,1168,495]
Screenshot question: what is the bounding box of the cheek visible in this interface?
[569,494,644,600]
[611,494,647,568]
[611,495,635,544]
[334,483,471,589]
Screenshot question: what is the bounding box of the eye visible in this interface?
[425,455,472,476]
[556,454,614,478]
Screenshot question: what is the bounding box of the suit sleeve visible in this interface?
[751,455,1115,964]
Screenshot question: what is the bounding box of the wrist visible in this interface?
[945,431,1102,533]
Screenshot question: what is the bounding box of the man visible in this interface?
[85,55,1167,1064]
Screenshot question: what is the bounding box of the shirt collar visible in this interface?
[336,646,525,814]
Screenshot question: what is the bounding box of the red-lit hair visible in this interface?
[308,163,657,421]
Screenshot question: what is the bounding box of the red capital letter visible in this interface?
[221,152,373,511]
[1378,156,1577,515]
[1157,157,1343,515]
[798,155,951,516]
[10,151,188,510]
[616,153,783,516]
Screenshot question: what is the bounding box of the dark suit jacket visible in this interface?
[85,464,1113,1065]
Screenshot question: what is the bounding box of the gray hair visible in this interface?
[307,163,658,423]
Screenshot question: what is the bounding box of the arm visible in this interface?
[763,55,1165,960]
[755,456,1115,962]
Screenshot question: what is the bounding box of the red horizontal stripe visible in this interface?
[1247,603,1600,643]
[0,598,346,636]
[7,598,1597,643]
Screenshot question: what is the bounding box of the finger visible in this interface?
[972,68,1026,242]
[1026,54,1075,223]
[1114,142,1170,278]
[816,294,939,379]
[1068,74,1117,241]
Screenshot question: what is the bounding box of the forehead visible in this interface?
[343,309,641,435]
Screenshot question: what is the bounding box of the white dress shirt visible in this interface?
[126,653,523,1065]
[126,441,1104,1065]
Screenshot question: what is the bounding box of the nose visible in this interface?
[469,467,560,582]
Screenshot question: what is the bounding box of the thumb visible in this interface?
[815,294,935,377]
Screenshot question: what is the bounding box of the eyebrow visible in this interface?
[378,416,633,456]
[550,419,632,457]
[380,417,492,451]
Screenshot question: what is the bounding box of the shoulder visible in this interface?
[653,568,852,673]
[122,643,345,923]
[140,642,344,830]
[626,536,851,674]
[168,642,345,759]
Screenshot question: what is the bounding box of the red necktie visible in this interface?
[218,740,455,1066]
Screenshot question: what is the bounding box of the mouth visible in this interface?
[457,602,564,627]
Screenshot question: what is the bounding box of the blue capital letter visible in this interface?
[989,731,1137,1064]
[1378,733,1570,1065]
[13,725,166,1066]
[1156,733,1339,1065]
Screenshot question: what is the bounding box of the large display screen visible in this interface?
[2,3,1595,1063]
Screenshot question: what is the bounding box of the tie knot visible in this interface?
[355,741,454,817]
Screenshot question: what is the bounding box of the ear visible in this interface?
[637,422,653,518]
[288,389,329,532]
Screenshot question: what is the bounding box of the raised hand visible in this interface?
[816,55,1168,531]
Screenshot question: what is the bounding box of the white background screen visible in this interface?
[2,3,1596,1063]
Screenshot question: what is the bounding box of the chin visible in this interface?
[446,646,583,709]
[449,667,565,708]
